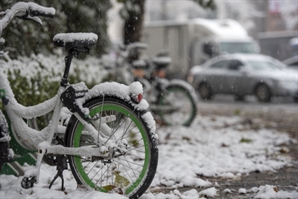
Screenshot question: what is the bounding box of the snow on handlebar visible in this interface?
[0,2,55,35]
[27,3,55,18]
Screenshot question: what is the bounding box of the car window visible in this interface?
[246,60,282,70]
[227,60,243,70]
[220,42,257,54]
[209,60,229,69]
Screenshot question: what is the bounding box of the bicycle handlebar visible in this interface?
[27,3,55,18]
[0,2,55,36]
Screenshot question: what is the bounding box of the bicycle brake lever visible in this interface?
[17,12,42,25]
[17,13,42,25]
[27,16,42,25]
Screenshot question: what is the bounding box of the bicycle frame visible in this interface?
[0,72,62,149]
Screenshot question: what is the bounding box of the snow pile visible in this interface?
[253,185,298,199]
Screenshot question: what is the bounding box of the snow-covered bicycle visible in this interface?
[105,43,197,126]
[0,2,158,198]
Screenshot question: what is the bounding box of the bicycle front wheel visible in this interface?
[65,96,158,199]
[157,85,197,126]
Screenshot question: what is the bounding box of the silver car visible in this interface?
[187,54,298,102]
[283,55,298,70]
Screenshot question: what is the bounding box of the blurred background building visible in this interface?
[108,0,298,62]
[256,0,298,61]
[144,0,298,61]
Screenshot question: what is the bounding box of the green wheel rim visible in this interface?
[158,87,194,126]
[72,103,150,195]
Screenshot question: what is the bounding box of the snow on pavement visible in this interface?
[153,115,294,187]
[0,114,297,198]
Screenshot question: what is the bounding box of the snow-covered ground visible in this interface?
[1,114,297,199]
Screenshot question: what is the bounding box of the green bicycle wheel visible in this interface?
[65,96,158,199]
[157,85,197,127]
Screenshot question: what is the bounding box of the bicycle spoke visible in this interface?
[113,160,141,178]
[118,123,137,141]
[104,112,127,145]
[113,159,142,181]
[116,157,144,167]
[86,160,101,175]
[124,151,145,160]
[114,158,139,179]
[93,162,113,184]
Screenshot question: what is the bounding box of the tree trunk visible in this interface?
[123,0,145,45]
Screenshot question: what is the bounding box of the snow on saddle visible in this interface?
[53,32,98,53]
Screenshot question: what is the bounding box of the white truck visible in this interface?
[142,18,259,78]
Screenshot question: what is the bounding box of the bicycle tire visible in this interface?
[65,96,158,199]
[157,85,197,126]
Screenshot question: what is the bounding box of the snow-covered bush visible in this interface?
[1,52,109,106]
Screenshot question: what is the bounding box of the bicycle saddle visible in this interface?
[53,33,98,52]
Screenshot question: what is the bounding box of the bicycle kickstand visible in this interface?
[49,155,67,191]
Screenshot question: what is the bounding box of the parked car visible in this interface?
[187,54,298,102]
[283,55,298,70]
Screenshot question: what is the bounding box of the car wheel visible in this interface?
[198,83,212,100]
[294,97,298,103]
[255,84,271,102]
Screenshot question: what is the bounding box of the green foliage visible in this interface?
[234,108,241,116]
[4,56,61,106]
[0,0,112,58]
[239,138,253,143]
[7,68,59,107]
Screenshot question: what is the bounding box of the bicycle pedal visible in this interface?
[21,175,37,189]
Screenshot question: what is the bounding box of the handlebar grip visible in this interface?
[28,2,55,18]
